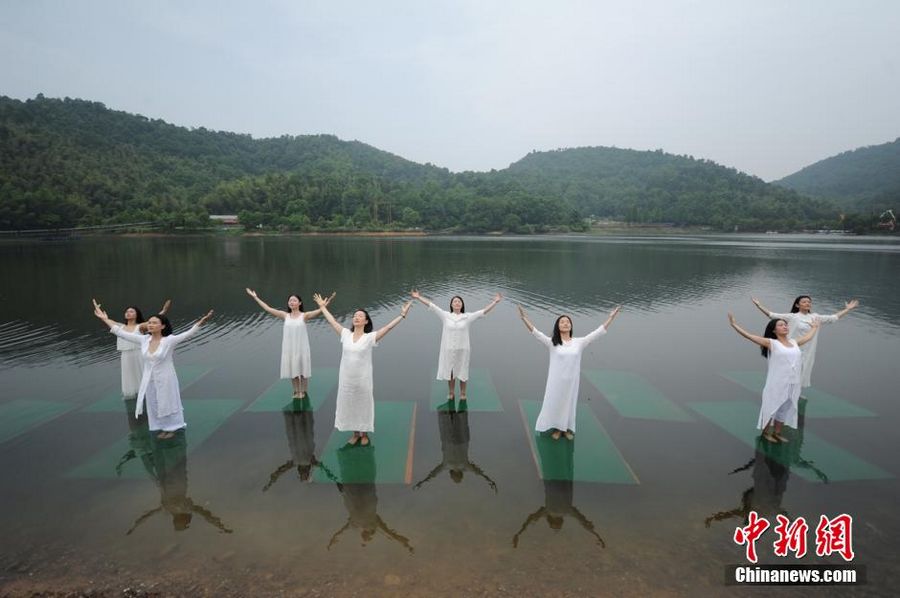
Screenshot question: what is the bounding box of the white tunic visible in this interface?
[117,327,143,398]
[280,313,312,379]
[111,324,200,432]
[758,339,802,430]
[427,302,485,381]
[334,329,377,432]
[532,325,607,433]
[768,311,839,387]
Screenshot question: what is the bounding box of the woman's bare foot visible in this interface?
[347,433,360,446]
[565,430,574,440]
[773,433,790,443]
[460,394,467,401]
[551,430,561,440]
[360,434,370,446]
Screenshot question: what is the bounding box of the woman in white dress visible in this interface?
[96,300,171,398]
[245,289,335,398]
[410,290,502,401]
[517,305,621,440]
[312,293,412,446]
[93,301,214,439]
[728,313,820,443]
[751,296,858,388]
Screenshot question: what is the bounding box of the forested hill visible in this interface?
[774,138,900,212]
[1,94,840,232]
[502,147,834,230]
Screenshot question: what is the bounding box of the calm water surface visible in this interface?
[1,235,898,596]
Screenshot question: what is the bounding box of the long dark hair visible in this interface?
[125,305,145,324]
[761,319,785,358]
[449,295,465,313]
[288,294,303,311]
[355,309,373,333]
[551,315,573,346]
[149,314,173,337]
[790,295,810,314]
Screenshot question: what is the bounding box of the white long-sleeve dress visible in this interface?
[280,313,312,379]
[531,325,607,433]
[427,302,485,381]
[768,311,839,387]
[334,328,377,432]
[117,328,143,398]
[758,339,802,429]
[111,324,200,431]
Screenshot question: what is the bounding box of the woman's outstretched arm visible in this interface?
[375,301,413,343]
[728,313,771,350]
[517,304,535,333]
[304,291,336,321]
[751,297,773,318]
[245,288,287,319]
[480,292,503,315]
[313,293,344,336]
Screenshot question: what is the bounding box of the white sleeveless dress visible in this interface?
[117,327,143,398]
[280,314,312,379]
[758,339,802,429]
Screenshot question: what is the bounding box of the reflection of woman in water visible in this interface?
[313,293,412,446]
[752,295,858,389]
[512,439,604,548]
[94,302,214,439]
[518,305,620,440]
[262,406,338,490]
[327,445,413,553]
[94,298,171,399]
[413,407,497,492]
[410,290,502,401]
[728,313,819,443]
[126,431,233,535]
[245,289,335,399]
[704,400,828,528]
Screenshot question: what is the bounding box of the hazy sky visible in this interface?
[2,0,899,180]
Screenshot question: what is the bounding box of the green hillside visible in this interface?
[1,95,842,232]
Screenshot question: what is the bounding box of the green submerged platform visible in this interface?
[429,369,503,412]
[720,371,876,418]
[689,400,891,483]
[67,399,243,479]
[245,367,339,413]
[583,369,693,422]
[314,401,417,485]
[519,400,638,484]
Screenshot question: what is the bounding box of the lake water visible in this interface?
[1,234,898,596]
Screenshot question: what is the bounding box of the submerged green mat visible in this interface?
[314,401,416,484]
[245,367,338,413]
[83,365,214,413]
[689,400,892,482]
[582,369,693,422]
[0,400,72,444]
[429,369,503,412]
[519,400,638,484]
[720,371,875,418]
[67,399,243,479]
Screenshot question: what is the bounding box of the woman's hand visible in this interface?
[845,299,859,310]
[245,288,258,299]
[198,310,214,326]
[727,312,736,326]
[400,301,413,318]
[323,291,336,306]
[313,293,328,308]
[411,289,421,300]
[493,292,503,303]
[92,298,108,320]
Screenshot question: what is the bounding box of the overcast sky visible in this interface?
[2,0,899,180]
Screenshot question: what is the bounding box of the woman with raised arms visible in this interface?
[518,305,621,440]
[410,290,502,401]
[245,289,335,398]
[312,293,412,446]
[751,295,858,389]
[728,313,819,443]
[93,299,214,439]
